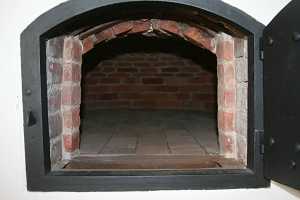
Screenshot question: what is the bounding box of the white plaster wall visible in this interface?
[0,0,299,199]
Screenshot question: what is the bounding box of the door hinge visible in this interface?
[259,37,264,60]
[255,129,265,155]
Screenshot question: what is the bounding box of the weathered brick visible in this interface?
[61,85,81,106]
[99,78,121,84]
[119,93,141,100]
[216,40,234,61]
[236,58,248,82]
[117,68,138,73]
[156,20,181,36]
[46,37,64,58]
[63,63,81,82]
[63,132,80,152]
[47,61,63,85]
[50,138,62,165]
[130,20,151,34]
[95,28,115,43]
[223,90,236,109]
[82,36,94,54]
[48,113,62,138]
[218,111,235,132]
[62,107,80,129]
[96,93,119,100]
[236,134,247,164]
[142,78,164,84]
[63,37,82,63]
[234,38,248,58]
[47,86,61,112]
[218,62,235,90]
[162,67,179,73]
[219,132,236,156]
[183,27,214,51]
[112,21,133,35]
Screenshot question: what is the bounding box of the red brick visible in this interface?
[63,108,80,129]
[183,27,213,51]
[47,87,61,112]
[107,72,130,79]
[142,78,164,85]
[181,67,200,73]
[123,77,138,84]
[216,40,234,61]
[141,93,172,101]
[119,93,141,100]
[218,111,235,131]
[155,86,179,92]
[133,100,157,108]
[61,85,81,106]
[156,100,183,109]
[63,38,82,62]
[96,93,118,100]
[91,72,106,77]
[99,78,120,84]
[157,73,173,77]
[176,73,194,77]
[112,21,133,35]
[219,133,234,155]
[140,68,158,73]
[95,28,115,43]
[47,61,62,84]
[176,93,191,100]
[63,63,81,82]
[156,20,181,36]
[218,63,235,89]
[162,67,179,73]
[118,62,133,67]
[117,68,138,73]
[130,20,151,34]
[101,61,114,66]
[223,90,236,108]
[102,67,115,73]
[86,85,111,93]
[63,133,79,152]
[82,36,94,54]
[90,100,131,108]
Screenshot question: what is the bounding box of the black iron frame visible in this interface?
[21,0,268,191]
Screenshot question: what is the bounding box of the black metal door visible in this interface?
[264,0,300,189]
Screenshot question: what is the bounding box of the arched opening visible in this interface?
[47,18,248,170]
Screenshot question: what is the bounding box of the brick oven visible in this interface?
[21,0,300,191]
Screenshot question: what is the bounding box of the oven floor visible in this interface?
[80,109,219,156]
[65,110,243,170]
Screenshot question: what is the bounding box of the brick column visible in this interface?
[216,33,237,159]
[235,38,248,164]
[61,37,83,160]
[46,37,64,168]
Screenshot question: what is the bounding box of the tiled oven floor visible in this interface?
[79,109,219,156]
[64,110,243,170]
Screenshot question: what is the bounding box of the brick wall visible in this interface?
[46,36,83,167]
[82,38,217,112]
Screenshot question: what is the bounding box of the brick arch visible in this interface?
[79,19,217,55]
[47,18,247,165]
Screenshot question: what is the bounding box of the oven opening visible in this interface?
[47,19,248,172]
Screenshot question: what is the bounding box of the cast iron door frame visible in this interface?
[21,0,268,191]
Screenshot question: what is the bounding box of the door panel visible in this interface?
[264,0,300,189]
